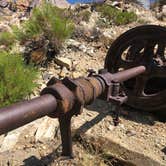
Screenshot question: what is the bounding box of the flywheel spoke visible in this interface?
[156,43,165,60]
[126,42,144,61]
[133,76,147,96]
[142,42,156,63]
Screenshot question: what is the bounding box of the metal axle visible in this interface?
[0,65,146,157]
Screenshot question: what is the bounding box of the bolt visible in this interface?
[87,69,96,77]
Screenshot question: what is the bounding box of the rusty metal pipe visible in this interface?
[74,77,105,105]
[0,66,146,136]
[0,94,57,135]
[0,65,146,157]
[111,66,146,82]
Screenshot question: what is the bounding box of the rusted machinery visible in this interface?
[0,25,165,157]
[105,25,166,111]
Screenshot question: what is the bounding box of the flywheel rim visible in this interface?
[105,25,166,111]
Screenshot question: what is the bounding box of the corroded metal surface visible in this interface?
[105,25,166,112]
[0,65,145,157]
[0,94,57,135]
[2,25,165,157]
[0,24,165,159]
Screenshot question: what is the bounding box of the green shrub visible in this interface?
[13,2,74,51]
[0,51,38,107]
[0,31,15,48]
[96,4,137,25]
[114,11,137,25]
[77,10,91,23]
[2,1,74,65]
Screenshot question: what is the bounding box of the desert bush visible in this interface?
[73,10,91,23]
[0,51,38,107]
[9,1,74,65]
[96,4,137,25]
[114,11,137,25]
[14,3,74,44]
[0,31,15,48]
[80,10,91,22]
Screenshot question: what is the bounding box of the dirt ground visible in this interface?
[0,2,166,166]
[0,99,165,166]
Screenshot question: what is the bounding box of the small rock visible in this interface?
[35,117,59,142]
[65,39,81,48]
[42,72,52,81]
[40,82,46,91]
[126,130,136,137]
[108,125,115,131]
[54,57,72,70]
[119,124,125,130]
[76,3,90,10]
[41,145,46,150]
[162,5,166,15]
[0,45,7,49]
[72,71,81,78]
[111,1,123,8]
[155,143,161,148]
[103,29,115,39]
[79,44,87,53]
[0,129,23,152]
[86,48,94,56]
[86,111,94,117]
[24,135,29,138]
[59,67,69,78]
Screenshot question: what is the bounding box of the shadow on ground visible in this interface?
[23,99,165,166]
[85,99,156,126]
[23,148,61,166]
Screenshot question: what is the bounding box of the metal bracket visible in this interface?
[109,81,128,126]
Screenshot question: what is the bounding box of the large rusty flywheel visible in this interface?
[105,25,166,112]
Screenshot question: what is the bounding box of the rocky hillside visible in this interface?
[0,1,166,166]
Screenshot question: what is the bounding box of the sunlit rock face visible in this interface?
[47,0,70,8]
[137,0,151,9]
[137,0,164,9]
